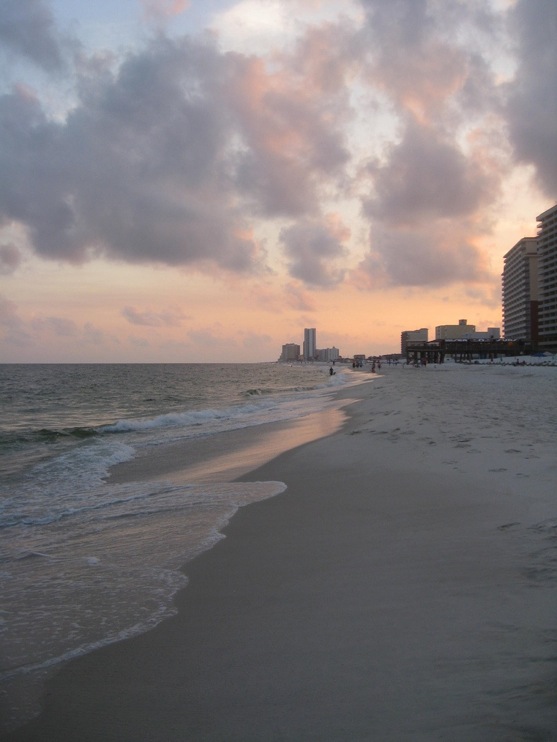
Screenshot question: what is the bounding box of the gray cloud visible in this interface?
[0,0,65,71]
[0,0,553,296]
[357,119,500,288]
[31,315,78,336]
[505,0,557,196]
[355,222,491,289]
[224,51,350,218]
[0,294,31,345]
[280,217,349,287]
[0,242,22,274]
[0,29,352,272]
[364,120,498,225]
[354,1,507,289]
[0,36,264,271]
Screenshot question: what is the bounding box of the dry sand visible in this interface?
[3,363,556,741]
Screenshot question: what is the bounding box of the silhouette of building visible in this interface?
[537,204,557,351]
[316,347,340,362]
[303,328,316,360]
[435,319,475,340]
[279,343,300,362]
[400,328,428,355]
[502,237,539,343]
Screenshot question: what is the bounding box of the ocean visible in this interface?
[0,362,360,731]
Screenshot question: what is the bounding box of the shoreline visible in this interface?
[3,366,556,740]
[107,392,359,486]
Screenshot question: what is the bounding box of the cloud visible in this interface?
[121,305,188,327]
[504,0,557,196]
[0,294,31,345]
[30,315,78,336]
[0,26,352,274]
[225,50,351,218]
[0,0,553,305]
[0,243,22,274]
[284,282,317,312]
[280,213,350,287]
[363,120,500,225]
[0,0,65,71]
[0,294,19,324]
[140,0,190,23]
[356,103,506,289]
[353,220,493,289]
[0,37,268,271]
[357,0,508,134]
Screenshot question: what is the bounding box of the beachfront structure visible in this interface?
[405,338,530,364]
[537,204,557,351]
[435,319,475,340]
[462,328,501,340]
[317,347,340,362]
[279,343,300,362]
[502,237,539,343]
[401,328,428,355]
[303,328,316,361]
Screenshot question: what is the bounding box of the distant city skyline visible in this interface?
[0,1,555,362]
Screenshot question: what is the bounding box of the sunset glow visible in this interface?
[0,0,555,362]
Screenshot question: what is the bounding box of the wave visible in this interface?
[100,397,287,435]
[102,370,362,436]
[37,426,99,441]
[0,426,98,451]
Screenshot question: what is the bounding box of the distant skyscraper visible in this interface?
[303,328,316,360]
[537,204,557,351]
[502,237,539,343]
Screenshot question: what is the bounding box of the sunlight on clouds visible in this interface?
[1,0,555,361]
[211,0,288,52]
[212,0,363,54]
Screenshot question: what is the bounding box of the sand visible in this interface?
[3,363,556,741]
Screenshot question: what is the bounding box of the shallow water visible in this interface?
[0,362,365,732]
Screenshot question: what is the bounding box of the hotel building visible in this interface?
[537,204,557,351]
[502,237,539,343]
[400,328,428,355]
[279,343,300,362]
[435,319,475,340]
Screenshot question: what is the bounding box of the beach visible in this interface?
[3,362,556,741]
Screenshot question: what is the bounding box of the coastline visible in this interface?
[3,365,556,740]
[107,395,355,486]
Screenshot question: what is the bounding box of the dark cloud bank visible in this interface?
[0,0,555,289]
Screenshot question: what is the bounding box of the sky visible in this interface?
[0,0,556,362]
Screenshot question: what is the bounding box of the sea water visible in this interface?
[0,362,360,730]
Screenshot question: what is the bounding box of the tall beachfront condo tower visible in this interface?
[502,237,539,344]
[537,204,557,351]
[303,328,316,360]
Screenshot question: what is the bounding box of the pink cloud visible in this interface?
[140,0,189,22]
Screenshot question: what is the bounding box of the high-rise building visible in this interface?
[400,328,428,354]
[279,343,300,362]
[316,347,340,362]
[502,237,539,342]
[537,204,557,351]
[303,328,316,360]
